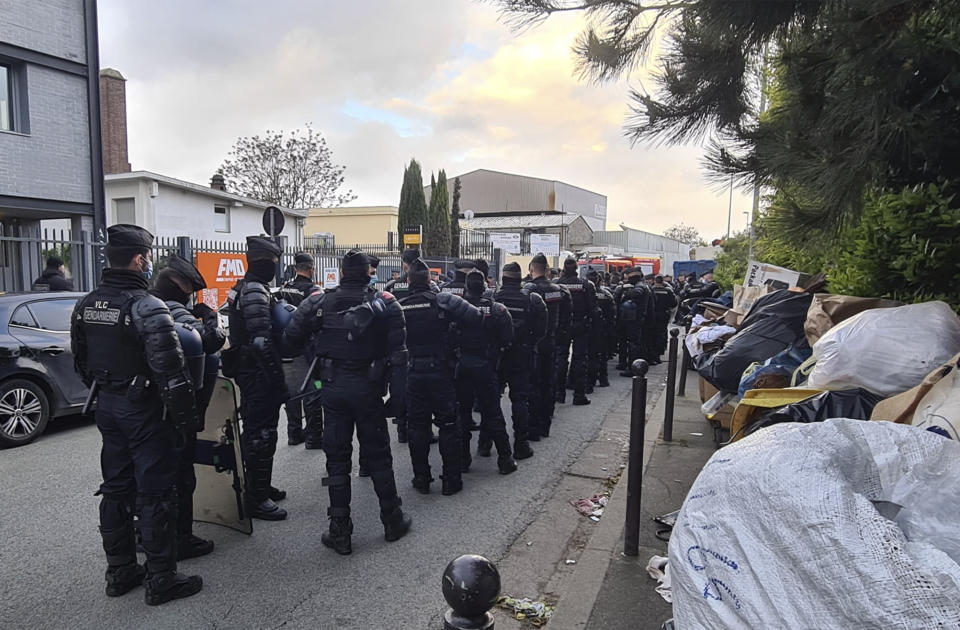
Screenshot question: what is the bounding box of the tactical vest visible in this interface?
[496,286,534,348]
[77,287,149,384]
[526,278,563,338]
[557,275,590,322]
[440,282,465,296]
[310,286,385,361]
[458,297,496,359]
[386,281,410,300]
[399,291,449,360]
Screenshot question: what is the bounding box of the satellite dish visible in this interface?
[464,210,475,220]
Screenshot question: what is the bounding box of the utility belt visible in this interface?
[315,356,385,386]
[94,373,154,398]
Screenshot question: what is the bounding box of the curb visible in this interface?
[547,374,675,630]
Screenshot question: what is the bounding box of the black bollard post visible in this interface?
[624,359,648,557]
[676,330,690,397]
[443,554,501,630]
[663,329,679,442]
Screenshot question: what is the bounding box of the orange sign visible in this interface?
[196,252,247,309]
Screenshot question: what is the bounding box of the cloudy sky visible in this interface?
[97,0,752,238]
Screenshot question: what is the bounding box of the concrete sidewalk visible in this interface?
[548,366,719,630]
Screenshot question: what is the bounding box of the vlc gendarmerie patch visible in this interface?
[83,301,121,325]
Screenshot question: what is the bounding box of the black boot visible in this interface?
[177,534,214,561]
[381,505,412,542]
[247,451,287,520]
[397,424,409,444]
[269,486,287,502]
[555,391,566,404]
[598,375,610,387]
[321,511,353,556]
[137,498,202,606]
[358,460,370,478]
[248,497,287,520]
[461,450,472,473]
[572,394,591,406]
[584,384,594,394]
[477,440,492,457]
[411,475,433,494]
[100,496,143,597]
[105,563,146,597]
[513,440,534,460]
[441,476,463,496]
[498,456,518,475]
[144,571,203,606]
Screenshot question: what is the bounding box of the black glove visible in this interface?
[192,302,214,319]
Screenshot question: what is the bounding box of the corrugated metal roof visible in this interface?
[461,214,586,229]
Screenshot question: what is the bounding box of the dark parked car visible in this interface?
[0,292,89,447]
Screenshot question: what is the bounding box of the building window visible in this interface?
[0,61,29,134]
[114,198,135,224]
[214,206,230,233]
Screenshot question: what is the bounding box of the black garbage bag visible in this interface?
[696,291,813,393]
[744,388,885,437]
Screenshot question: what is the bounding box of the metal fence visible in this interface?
[0,225,98,293]
[3,227,500,296]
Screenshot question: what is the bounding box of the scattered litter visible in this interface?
[646,555,673,603]
[565,559,577,565]
[601,467,608,471]
[571,493,609,519]
[673,479,682,483]
[497,596,555,626]
[526,541,533,547]
[690,432,704,437]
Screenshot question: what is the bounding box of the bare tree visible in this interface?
[663,223,706,246]
[219,124,357,209]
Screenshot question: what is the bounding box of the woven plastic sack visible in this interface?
[807,301,960,397]
[670,419,960,629]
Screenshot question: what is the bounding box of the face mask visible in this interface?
[141,257,153,281]
[369,274,378,286]
[155,274,190,304]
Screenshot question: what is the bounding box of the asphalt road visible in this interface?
[0,369,638,629]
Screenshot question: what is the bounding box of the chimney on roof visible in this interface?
[210,173,227,191]
[99,68,131,174]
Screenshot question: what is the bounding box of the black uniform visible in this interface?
[495,268,547,457]
[457,272,516,473]
[588,283,615,389]
[651,283,678,362]
[71,225,201,604]
[555,264,596,404]
[400,266,482,495]
[614,275,653,374]
[283,252,411,554]
[440,259,475,298]
[525,274,569,438]
[225,237,288,520]
[280,273,324,447]
[640,278,659,363]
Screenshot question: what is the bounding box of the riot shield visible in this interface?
[194,376,252,535]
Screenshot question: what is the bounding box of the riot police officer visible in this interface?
[383,248,438,444]
[70,224,202,605]
[224,236,289,521]
[399,258,482,495]
[651,275,678,364]
[555,257,596,405]
[151,254,226,560]
[585,270,614,392]
[283,250,411,554]
[524,253,569,439]
[495,262,547,459]
[279,253,323,449]
[440,259,475,297]
[458,270,517,474]
[615,268,653,377]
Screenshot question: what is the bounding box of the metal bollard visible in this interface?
[443,554,501,630]
[676,331,690,397]
[624,359,648,557]
[663,329,679,442]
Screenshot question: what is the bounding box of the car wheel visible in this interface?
[0,379,50,447]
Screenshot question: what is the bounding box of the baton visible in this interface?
[81,379,100,416]
[299,355,320,395]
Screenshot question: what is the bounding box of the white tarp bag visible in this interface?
[670,419,960,629]
[807,301,960,397]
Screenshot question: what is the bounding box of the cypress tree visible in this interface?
[397,158,428,252]
[450,176,462,257]
[431,170,451,257]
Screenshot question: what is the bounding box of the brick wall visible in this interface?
[0,0,86,63]
[100,70,131,174]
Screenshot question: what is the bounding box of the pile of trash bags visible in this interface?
[687,288,960,438]
[669,287,960,626]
